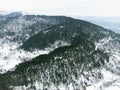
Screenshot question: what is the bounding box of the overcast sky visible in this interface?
[0,0,120,16]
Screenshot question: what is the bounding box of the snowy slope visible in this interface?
[10,36,120,90]
[0,39,50,73]
[87,37,120,90]
[0,13,69,73]
[0,14,44,73]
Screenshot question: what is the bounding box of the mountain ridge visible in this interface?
[0,13,120,90]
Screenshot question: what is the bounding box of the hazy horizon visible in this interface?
[0,0,120,17]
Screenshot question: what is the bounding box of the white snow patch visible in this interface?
[0,42,50,73]
[95,37,113,50]
[60,26,64,28]
[104,86,120,90]
[49,40,70,49]
[86,85,95,90]
[102,69,118,81]
[58,83,67,90]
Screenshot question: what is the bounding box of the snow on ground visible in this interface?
[95,37,113,50]
[86,86,95,90]
[0,42,50,74]
[12,37,120,90]
[0,39,70,74]
[93,36,120,90]
[104,86,120,90]
[2,35,120,90]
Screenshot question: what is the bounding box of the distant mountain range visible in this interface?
[75,16,120,33]
[0,12,120,90]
